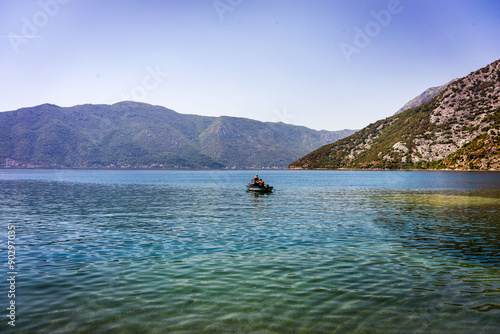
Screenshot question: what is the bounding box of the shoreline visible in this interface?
[1,167,499,172]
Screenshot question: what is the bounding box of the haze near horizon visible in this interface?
[1,0,499,131]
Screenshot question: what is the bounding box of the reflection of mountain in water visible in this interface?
[371,190,500,267]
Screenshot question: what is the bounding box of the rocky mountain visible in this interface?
[289,59,500,170]
[0,102,355,169]
[395,79,456,114]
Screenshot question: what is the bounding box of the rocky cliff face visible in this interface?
[289,59,500,170]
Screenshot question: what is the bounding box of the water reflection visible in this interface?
[370,190,500,267]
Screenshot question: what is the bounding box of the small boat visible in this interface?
[246,175,273,193]
[246,183,274,193]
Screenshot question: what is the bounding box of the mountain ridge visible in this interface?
[395,79,456,114]
[289,59,500,171]
[0,102,355,169]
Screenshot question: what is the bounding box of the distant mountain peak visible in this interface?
[112,101,159,108]
[395,79,457,115]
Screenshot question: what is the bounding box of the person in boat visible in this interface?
[252,174,259,186]
[259,178,264,187]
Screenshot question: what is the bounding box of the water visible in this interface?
[1,169,499,333]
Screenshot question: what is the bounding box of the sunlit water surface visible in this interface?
[1,170,499,333]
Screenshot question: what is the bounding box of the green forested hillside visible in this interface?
[289,59,500,171]
[0,102,354,169]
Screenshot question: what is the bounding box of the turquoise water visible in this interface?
[1,169,500,333]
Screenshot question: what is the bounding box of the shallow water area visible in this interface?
[1,169,499,333]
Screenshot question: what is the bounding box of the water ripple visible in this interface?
[1,171,500,333]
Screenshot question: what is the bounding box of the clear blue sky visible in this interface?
[1,0,499,131]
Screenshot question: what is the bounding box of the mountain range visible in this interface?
[289,59,500,171]
[0,102,355,169]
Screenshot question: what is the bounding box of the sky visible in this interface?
[1,0,500,131]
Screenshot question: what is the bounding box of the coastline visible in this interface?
[1,166,499,172]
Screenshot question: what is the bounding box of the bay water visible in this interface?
[1,169,499,333]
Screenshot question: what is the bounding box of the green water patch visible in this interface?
[387,192,500,207]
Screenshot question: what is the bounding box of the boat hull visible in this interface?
[246,184,273,193]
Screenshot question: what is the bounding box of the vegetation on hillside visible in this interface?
[0,102,355,169]
[289,59,500,171]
